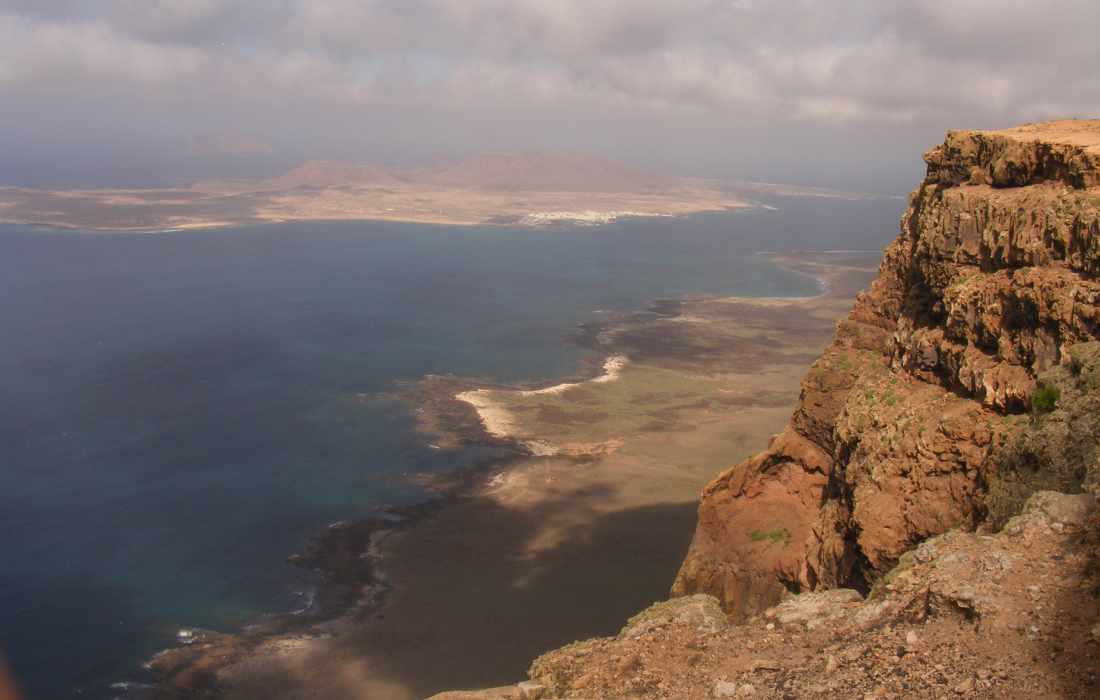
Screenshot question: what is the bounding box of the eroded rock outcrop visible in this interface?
[672,120,1100,619]
[522,491,1100,698]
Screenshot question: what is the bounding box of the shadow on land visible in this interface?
[228,486,699,699]
[1048,525,1100,698]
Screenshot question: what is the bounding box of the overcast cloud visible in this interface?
[2,0,1098,192]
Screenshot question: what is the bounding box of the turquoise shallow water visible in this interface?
[0,198,899,698]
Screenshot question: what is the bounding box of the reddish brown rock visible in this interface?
[672,120,1100,618]
[526,491,1100,699]
[670,427,834,617]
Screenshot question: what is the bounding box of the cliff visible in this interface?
[671,120,1100,618]
[428,120,1100,699]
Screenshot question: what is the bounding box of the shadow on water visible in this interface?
[0,207,902,699]
[222,487,700,699]
[0,574,153,699]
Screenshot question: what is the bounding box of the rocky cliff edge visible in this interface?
[671,120,1100,618]
[428,121,1100,700]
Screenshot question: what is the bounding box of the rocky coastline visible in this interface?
[140,248,877,699]
[430,120,1100,699]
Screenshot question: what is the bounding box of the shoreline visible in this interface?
[454,355,630,445]
[0,185,751,234]
[141,249,883,699]
[0,181,900,235]
[0,209,726,235]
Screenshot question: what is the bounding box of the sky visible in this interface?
[1,0,1098,193]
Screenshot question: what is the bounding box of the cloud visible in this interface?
[0,14,208,92]
[0,0,1097,189]
[188,131,273,157]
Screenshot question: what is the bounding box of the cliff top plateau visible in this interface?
[984,120,1100,154]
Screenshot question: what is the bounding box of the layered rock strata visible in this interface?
[672,120,1100,618]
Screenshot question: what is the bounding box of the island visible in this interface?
[0,153,752,232]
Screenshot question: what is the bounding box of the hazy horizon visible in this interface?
[2,1,1099,194]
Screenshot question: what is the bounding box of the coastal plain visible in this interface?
[0,154,750,231]
[146,250,881,699]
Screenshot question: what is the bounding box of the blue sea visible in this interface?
[0,198,899,698]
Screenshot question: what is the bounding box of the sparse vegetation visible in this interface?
[1068,342,1100,390]
[985,343,1100,528]
[749,527,792,546]
[869,547,919,600]
[1030,383,1060,414]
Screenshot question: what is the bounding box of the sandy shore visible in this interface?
[0,182,748,233]
[452,389,518,439]
[455,355,630,448]
[145,251,882,700]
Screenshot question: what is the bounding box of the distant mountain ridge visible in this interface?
[402,152,681,193]
[0,151,747,231]
[239,152,684,194]
[262,160,405,189]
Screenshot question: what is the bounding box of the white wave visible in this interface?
[519,355,628,396]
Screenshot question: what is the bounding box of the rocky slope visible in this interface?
[517,490,1100,699]
[431,490,1100,699]
[429,120,1100,699]
[672,120,1100,619]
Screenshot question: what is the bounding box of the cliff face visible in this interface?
[672,120,1100,619]
[427,122,1100,700]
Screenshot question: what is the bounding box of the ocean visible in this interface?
[0,197,900,698]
